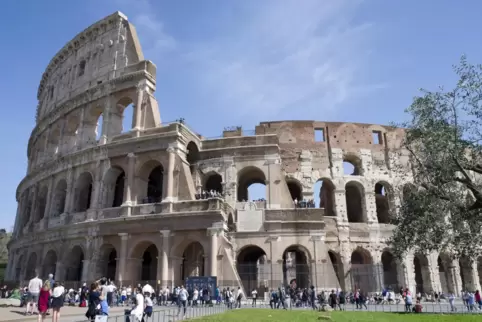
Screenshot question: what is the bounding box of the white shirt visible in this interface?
[193,289,199,300]
[126,287,132,296]
[52,286,65,298]
[131,293,145,319]
[121,290,127,296]
[252,290,257,298]
[28,277,42,294]
[142,284,154,295]
[179,289,188,301]
[107,284,116,292]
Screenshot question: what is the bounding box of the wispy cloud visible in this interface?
[117,0,385,123]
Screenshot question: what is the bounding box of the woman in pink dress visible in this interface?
[37,281,50,322]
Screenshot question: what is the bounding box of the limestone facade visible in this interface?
[6,11,482,295]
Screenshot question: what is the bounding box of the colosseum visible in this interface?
[6,11,482,296]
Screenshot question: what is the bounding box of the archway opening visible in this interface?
[181,242,205,281]
[345,182,365,223]
[15,255,24,280]
[313,179,335,215]
[186,142,200,174]
[286,180,302,203]
[237,167,266,202]
[141,244,158,282]
[283,246,310,289]
[237,246,268,293]
[350,248,375,292]
[47,124,61,157]
[74,172,93,212]
[204,173,223,195]
[375,182,392,223]
[381,251,398,290]
[42,250,57,278]
[438,255,452,294]
[147,165,164,203]
[25,253,38,280]
[103,167,125,208]
[343,155,361,176]
[96,114,104,141]
[122,103,134,133]
[329,251,344,290]
[35,186,48,223]
[52,180,67,217]
[107,249,117,281]
[478,257,482,288]
[66,246,84,281]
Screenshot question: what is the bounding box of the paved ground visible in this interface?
[1,300,480,321]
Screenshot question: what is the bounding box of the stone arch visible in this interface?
[138,160,164,203]
[34,186,49,223]
[237,245,268,293]
[15,254,25,280]
[65,245,85,281]
[282,245,311,289]
[204,172,223,194]
[314,178,335,215]
[51,179,67,217]
[130,241,159,282]
[375,182,394,224]
[110,96,135,136]
[25,253,38,280]
[42,250,58,277]
[63,112,81,153]
[98,244,117,281]
[103,166,125,208]
[186,142,200,174]
[343,154,362,176]
[74,172,93,212]
[345,181,366,223]
[413,253,430,294]
[381,250,399,289]
[350,247,376,292]
[83,104,104,146]
[459,256,474,291]
[181,242,205,281]
[438,253,455,294]
[237,166,266,202]
[286,178,302,202]
[47,123,62,156]
[328,250,344,290]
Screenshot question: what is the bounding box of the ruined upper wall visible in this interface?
[35,11,144,123]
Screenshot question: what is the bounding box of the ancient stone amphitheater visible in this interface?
[6,12,481,295]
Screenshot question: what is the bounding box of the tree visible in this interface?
[390,56,482,260]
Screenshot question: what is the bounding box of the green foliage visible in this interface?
[0,229,10,264]
[390,56,482,259]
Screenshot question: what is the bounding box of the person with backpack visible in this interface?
[236,287,243,309]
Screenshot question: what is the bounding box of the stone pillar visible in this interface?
[100,98,111,145]
[43,126,51,162]
[133,81,146,131]
[309,233,325,290]
[160,230,171,286]
[76,107,85,151]
[450,261,463,296]
[58,117,66,155]
[29,185,39,223]
[333,189,348,222]
[44,177,54,219]
[164,148,177,202]
[122,153,136,213]
[81,260,90,282]
[266,236,281,289]
[207,225,223,277]
[55,262,65,281]
[117,233,129,283]
[65,166,75,214]
[364,192,378,223]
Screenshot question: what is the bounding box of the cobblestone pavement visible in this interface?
[1,300,480,321]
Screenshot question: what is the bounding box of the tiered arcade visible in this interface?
[7,11,482,295]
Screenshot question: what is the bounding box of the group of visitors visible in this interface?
[23,271,63,322]
[195,189,224,200]
[293,198,316,208]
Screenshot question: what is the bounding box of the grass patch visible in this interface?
[192,309,481,321]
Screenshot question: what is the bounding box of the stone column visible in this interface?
[58,117,66,155]
[160,230,171,286]
[122,153,136,214]
[450,261,463,296]
[364,192,378,223]
[75,107,85,151]
[309,233,325,291]
[100,97,111,145]
[164,148,176,202]
[65,166,75,214]
[133,81,146,131]
[333,189,348,222]
[29,186,38,224]
[266,236,281,289]
[43,126,51,162]
[81,259,90,282]
[44,177,54,220]
[207,225,223,277]
[117,233,129,283]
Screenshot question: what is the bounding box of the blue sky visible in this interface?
[1,0,481,229]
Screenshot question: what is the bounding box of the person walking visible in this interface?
[25,270,43,316]
[37,281,51,322]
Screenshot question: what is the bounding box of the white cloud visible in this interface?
[117,0,385,122]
